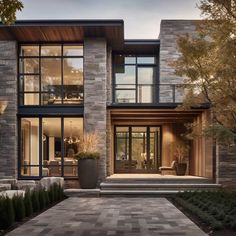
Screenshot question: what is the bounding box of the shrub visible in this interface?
[42,189,49,207]
[31,189,40,212]
[53,183,59,201]
[38,188,46,210]
[49,185,55,204]
[24,189,33,217]
[0,196,15,230]
[12,195,25,222]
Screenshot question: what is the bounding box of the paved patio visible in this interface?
[7,198,206,236]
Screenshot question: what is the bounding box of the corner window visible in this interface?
[19,44,84,106]
[113,55,157,103]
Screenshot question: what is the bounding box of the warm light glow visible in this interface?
[0,101,8,114]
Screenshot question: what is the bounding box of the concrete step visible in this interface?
[104,178,212,184]
[100,189,180,197]
[64,188,100,198]
[100,183,221,191]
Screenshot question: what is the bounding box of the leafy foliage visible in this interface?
[12,194,25,221]
[173,0,236,145]
[0,196,15,230]
[174,190,236,231]
[0,0,23,24]
[24,189,33,217]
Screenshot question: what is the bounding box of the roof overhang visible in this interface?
[0,20,124,50]
[115,39,160,54]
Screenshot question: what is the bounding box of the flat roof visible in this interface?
[0,19,124,50]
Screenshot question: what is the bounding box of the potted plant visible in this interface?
[171,139,190,176]
[74,132,100,188]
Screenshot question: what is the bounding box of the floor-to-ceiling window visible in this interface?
[20,117,83,178]
[19,44,83,106]
[114,126,161,173]
[113,55,157,103]
[18,43,84,179]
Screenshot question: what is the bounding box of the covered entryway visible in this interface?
[108,108,214,179]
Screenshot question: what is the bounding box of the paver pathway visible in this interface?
[7,197,206,236]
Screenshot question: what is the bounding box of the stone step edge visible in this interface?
[100,183,220,187]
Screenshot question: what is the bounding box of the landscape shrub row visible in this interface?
[173,190,236,231]
[0,183,64,230]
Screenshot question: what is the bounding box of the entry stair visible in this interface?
[99,178,221,197]
[64,177,221,197]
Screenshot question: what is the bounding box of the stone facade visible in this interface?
[217,145,236,187]
[159,20,197,103]
[84,38,107,182]
[0,41,17,178]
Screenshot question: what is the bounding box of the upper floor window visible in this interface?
[113,55,157,103]
[19,44,83,106]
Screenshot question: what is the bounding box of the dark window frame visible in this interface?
[112,54,159,104]
[18,115,84,180]
[114,125,162,173]
[18,43,84,107]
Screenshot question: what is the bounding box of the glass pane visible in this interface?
[20,118,39,176]
[20,75,39,92]
[137,85,153,103]
[115,90,135,103]
[42,118,61,177]
[41,58,61,92]
[41,45,61,56]
[20,45,39,56]
[150,127,161,169]
[64,118,83,177]
[138,67,154,84]
[19,58,39,74]
[63,58,83,104]
[115,127,129,172]
[41,93,62,105]
[137,57,156,64]
[125,56,136,64]
[131,127,147,171]
[63,45,83,56]
[24,93,39,105]
[115,65,135,84]
[21,167,40,177]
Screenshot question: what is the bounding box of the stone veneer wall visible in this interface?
[84,38,107,182]
[217,146,236,187]
[0,41,17,178]
[159,20,197,103]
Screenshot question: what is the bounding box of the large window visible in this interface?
[19,44,83,105]
[20,117,83,178]
[113,55,157,103]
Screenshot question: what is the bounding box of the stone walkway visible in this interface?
[7,198,206,236]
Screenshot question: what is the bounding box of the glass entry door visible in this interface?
[115,126,161,173]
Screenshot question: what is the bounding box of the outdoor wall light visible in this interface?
[0,101,8,114]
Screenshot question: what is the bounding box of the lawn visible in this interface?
[171,190,236,235]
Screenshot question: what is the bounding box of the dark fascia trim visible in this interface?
[18,106,84,116]
[107,103,210,109]
[124,39,160,45]
[0,19,124,27]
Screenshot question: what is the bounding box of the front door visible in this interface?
[114,126,161,173]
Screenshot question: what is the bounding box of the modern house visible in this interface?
[0,19,235,188]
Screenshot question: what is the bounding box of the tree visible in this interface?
[0,0,23,24]
[173,0,236,145]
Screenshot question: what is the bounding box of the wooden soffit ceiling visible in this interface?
[0,20,124,50]
[110,108,204,124]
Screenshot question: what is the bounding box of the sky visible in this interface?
[17,0,202,39]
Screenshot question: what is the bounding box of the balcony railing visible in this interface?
[114,83,194,104]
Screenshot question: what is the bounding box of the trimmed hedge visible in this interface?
[0,183,65,230]
[173,190,236,231]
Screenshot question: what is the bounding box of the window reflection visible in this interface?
[19,44,84,106]
[114,55,156,103]
[21,118,39,176]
